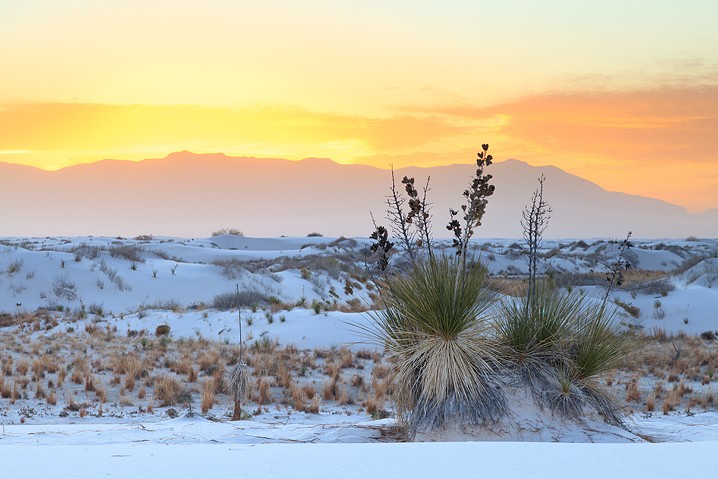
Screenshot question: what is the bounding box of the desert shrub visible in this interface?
[98,261,132,291]
[212,290,269,310]
[212,228,244,237]
[6,258,23,275]
[366,256,506,436]
[673,254,711,275]
[67,243,103,260]
[551,272,606,288]
[153,375,185,406]
[625,278,675,296]
[497,286,631,424]
[155,325,171,336]
[109,244,145,263]
[700,331,716,341]
[614,299,640,318]
[212,258,246,280]
[52,275,78,301]
[139,299,182,313]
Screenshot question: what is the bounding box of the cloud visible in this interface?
[397,85,718,211]
[402,85,718,166]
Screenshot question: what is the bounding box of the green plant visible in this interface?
[497,285,631,424]
[311,300,322,315]
[365,256,505,436]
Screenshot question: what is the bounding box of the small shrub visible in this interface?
[155,325,171,336]
[154,375,184,406]
[212,228,244,237]
[614,299,640,318]
[497,285,632,425]
[7,259,23,275]
[700,331,716,341]
[109,244,145,263]
[212,290,269,310]
[52,275,78,302]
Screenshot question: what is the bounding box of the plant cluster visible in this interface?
[368,143,632,437]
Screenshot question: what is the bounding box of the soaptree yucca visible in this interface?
[497,285,631,425]
[367,256,506,436]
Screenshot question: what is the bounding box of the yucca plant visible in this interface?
[497,284,632,425]
[565,306,632,424]
[496,283,581,386]
[365,256,506,436]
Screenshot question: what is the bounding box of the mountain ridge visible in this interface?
[1,152,713,238]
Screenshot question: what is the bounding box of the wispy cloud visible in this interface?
[398,85,718,211]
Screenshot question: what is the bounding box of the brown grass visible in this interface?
[154,375,184,406]
[257,377,274,405]
[201,379,216,413]
[0,376,11,399]
[645,390,656,412]
[322,378,339,401]
[15,359,30,376]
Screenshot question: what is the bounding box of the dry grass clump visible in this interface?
[256,377,274,405]
[289,380,306,411]
[201,378,216,413]
[322,377,339,401]
[0,376,12,399]
[198,350,222,374]
[154,375,185,406]
[302,384,316,400]
[15,359,30,376]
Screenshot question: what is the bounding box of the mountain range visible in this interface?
[1,152,716,238]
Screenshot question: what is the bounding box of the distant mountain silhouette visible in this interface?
[1,152,715,238]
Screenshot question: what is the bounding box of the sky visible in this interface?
[1,0,717,212]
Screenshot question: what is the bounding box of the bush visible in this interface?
[497,285,631,424]
[109,244,145,263]
[212,228,244,237]
[153,375,185,406]
[366,257,506,436]
[155,325,171,336]
[212,290,269,310]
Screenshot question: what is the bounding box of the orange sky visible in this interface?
[1,1,717,212]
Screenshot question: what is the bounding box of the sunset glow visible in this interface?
[2,1,717,211]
